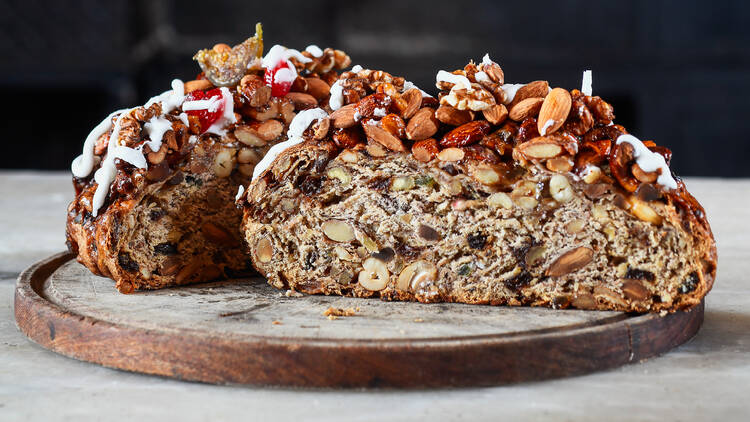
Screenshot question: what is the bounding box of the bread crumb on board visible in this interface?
[323,306,360,320]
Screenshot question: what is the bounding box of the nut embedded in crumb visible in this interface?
[323,306,359,320]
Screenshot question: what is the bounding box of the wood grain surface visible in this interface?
[15,252,704,388]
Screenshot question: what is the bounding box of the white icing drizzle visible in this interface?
[273,66,297,85]
[582,70,593,96]
[252,108,328,180]
[540,119,555,136]
[178,112,189,126]
[262,45,312,69]
[235,185,245,202]
[143,116,173,152]
[436,70,473,92]
[481,53,495,66]
[329,80,345,110]
[616,134,677,190]
[374,107,387,118]
[74,78,235,216]
[500,83,525,104]
[402,80,432,98]
[474,71,490,84]
[351,65,363,73]
[182,96,223,112]
[205,87,237,136]
[305,45,324,57]
[71,109,126,178]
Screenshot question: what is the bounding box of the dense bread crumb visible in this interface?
[241,143,715,312]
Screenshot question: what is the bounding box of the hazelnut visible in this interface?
[391,176,415,191]
[358,257,390,291]
[397,260,437,291]
[549,175,574,203]
[488,192,513,209]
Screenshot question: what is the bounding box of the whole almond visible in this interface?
[411,138,439,162]
[537,88,572,135]
[509,97,544,121]
[305,77,330,100]
[285,92,318,110]
[436,104,473,126]
[330,104,357,128]
[546,247,594,277]
[440,120,491,148]
[482,104,508,125]
[406,107,440,140]
[401,88,423,119]
[509,80,549,108]
[363,124,405,152]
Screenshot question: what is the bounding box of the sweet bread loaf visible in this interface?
[239,59,716,312]
[66,26,352,292]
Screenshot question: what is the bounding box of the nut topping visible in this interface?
[406,107,440,141]
[537,88,571,135]
[401,88,423,119]
[436,105,474,126]
[508,97,544,122]
[330,104,358,128]
[412,138,439,162]
[439,120,491,148]
[482,104,508,125]
[363,124,405,152]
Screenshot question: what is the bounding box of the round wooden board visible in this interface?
[15,252,703,389]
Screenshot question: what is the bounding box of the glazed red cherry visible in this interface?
[184,88,225,133]
[264,60,295,97]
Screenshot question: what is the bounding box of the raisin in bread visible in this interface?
[66,27,352,293]
[238,60,716,312]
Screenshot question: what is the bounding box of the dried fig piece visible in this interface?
[193,23,263,87]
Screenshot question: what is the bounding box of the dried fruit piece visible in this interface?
[193,23,263,87]
[546,247,594,277]
[184,88,226,133]
[265,60,296,97]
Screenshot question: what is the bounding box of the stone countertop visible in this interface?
[1,171,748,421]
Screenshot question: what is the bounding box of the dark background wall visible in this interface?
[2,0,748,176]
